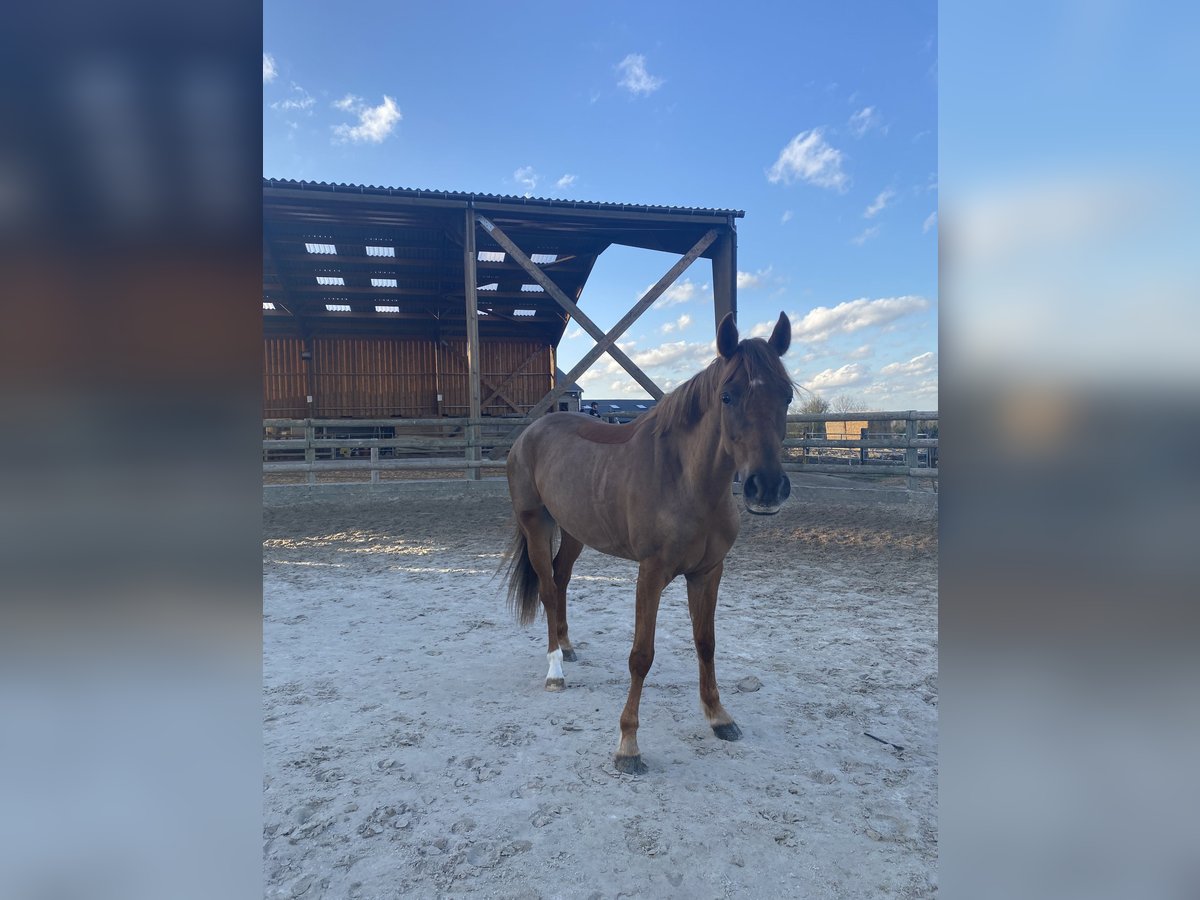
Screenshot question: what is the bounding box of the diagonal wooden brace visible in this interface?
[477,214,664,400]
[480,344,545,412]
[444,343,526,414]
[540,228,718,419]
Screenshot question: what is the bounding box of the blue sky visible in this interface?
[264,1,938,408]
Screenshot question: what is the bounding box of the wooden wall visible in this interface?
[264,335,552,419]
[264,337,307,418]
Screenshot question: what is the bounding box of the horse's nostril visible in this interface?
[744,475,760,501]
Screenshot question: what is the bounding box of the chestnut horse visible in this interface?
[503,312,794,774]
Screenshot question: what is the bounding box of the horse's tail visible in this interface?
[502,525,542,626]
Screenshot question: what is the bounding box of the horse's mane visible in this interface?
[649,338,795,437]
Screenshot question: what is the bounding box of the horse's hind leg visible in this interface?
[686,563,741,741]
[553,530,584,662]
[517,507,567,691]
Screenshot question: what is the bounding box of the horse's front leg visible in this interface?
[614,561,669,775]
[686,562,741,741]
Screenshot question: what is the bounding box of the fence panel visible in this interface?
[264,411,937,487]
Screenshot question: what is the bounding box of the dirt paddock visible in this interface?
[263,484,938,899]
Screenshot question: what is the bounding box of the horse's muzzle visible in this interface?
[743,471,791,515]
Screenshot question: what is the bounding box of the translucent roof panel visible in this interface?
[365,245,395,257]
[477,251,505,262]
[371,278,398,287]
[305,242,337,254]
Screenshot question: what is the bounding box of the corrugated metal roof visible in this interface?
[263,178,745,219]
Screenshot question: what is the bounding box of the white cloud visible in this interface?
[616,54,664,96]
[766,128,848,191]
[263,53,277,83]
[750,295,929,344]
[864,188,896,219]
[805,364,870,391]
[851,225,881,245]
[513,166,538,195]
[650,278,702,308]
[661,313,692,334]
[736,267,773,290]
[271,83,315,113]
[555,173,577,190]
[881,351,937,377]
[332,95,401,144]
[781,210,794,224]
[630,340,714,370]
[565,327,584,340]
[848,106,883,137]
[333,93,361,111]
[847,344,873,360]
[923,211,938,233]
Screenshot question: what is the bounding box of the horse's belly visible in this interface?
[542,498,638,561]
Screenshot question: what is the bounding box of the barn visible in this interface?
[263,178,743,430]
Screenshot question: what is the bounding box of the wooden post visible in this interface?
[433,329,444,418]
[304,419,316,485]
[905,412,919,492]
[464,207,482,480]
[370,446,380,484]
[302,336,315,419]
[711,220,737,331]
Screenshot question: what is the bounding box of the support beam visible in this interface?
[464,207,482,480]
[522,228,718,422]
[711,222,737,330]
[477,214,663,400]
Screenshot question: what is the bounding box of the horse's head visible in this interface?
[716,311,794,515]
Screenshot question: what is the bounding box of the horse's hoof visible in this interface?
[712,722,743,741]
[613,754,648,775]
[544,678,565,692]
[561,647,578,662]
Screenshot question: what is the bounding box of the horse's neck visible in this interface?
[678,402,736,498]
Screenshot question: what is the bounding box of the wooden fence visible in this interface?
[264,410,938,489]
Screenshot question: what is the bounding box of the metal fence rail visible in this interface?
[782,410,938,489]
[264,410,937,488]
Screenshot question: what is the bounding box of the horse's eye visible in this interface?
[721,392,732,405]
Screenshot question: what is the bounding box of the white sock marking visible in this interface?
[546,648,564,682]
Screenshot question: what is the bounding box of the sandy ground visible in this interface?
[263,487,937,899]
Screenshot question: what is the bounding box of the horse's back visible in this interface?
[507,413,645,551]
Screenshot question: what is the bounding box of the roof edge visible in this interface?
[263,177,745,219]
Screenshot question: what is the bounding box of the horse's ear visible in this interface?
[768,312,791,357]
[717,313,739,359]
